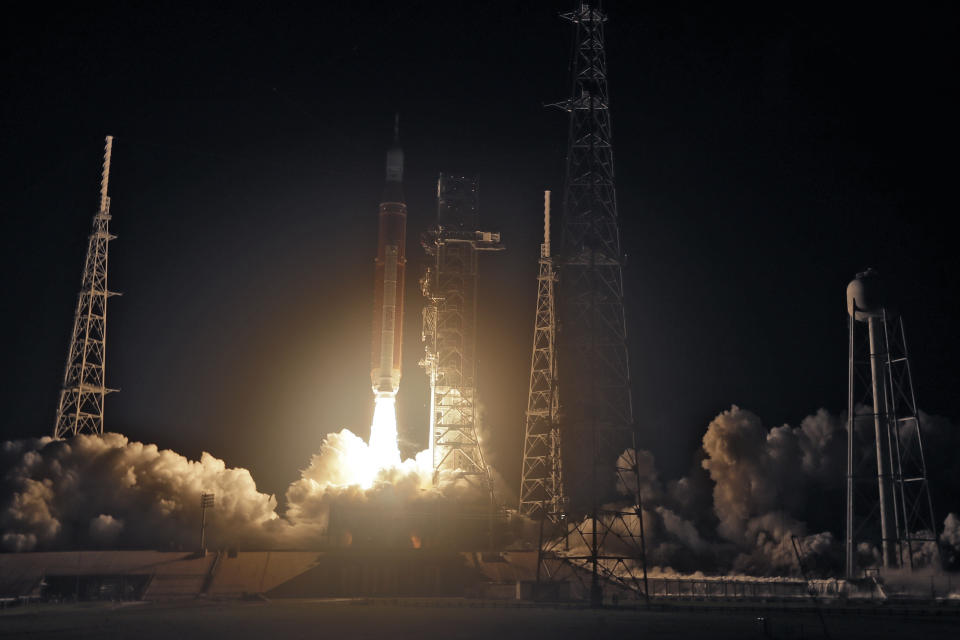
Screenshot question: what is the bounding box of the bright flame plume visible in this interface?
[368,395,402,472]
[316,395,431,490]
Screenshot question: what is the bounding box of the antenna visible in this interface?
[99,136,113,215]
[543,190,551,258]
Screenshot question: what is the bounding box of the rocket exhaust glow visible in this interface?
[371,116,407,399]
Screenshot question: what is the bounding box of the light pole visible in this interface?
[200,492,215,554]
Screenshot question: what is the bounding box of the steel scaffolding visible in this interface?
[538,3,648,606]
[519,191,565,519]
[53,136,119,438]
[421,174,503,500]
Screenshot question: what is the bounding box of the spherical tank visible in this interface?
[846,268,884,321]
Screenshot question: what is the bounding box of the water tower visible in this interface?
[845,268,938,577]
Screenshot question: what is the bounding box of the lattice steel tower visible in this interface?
[53,136,119,438]
[519,191,565,518]
[541,3,648,605]
[421,174,503,497]
[845,269,939,577]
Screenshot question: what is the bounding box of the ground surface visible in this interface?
[1,598,958,639]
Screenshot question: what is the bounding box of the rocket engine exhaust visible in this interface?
[371,116,407,399]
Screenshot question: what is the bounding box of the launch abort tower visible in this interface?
[421,175,503,494]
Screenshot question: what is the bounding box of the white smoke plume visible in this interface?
[593,405,958,576]
[0,426,491,553]
[700,406,843,542]
[941,513,960,568]
[589,407,838,575]
[2,405,957,578]
[0,433,289,552]
[697,406,841,573]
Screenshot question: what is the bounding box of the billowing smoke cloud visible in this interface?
[941,513,960,568]
[591,406,958,576]
[700,407,845,541]
[699,406,841,573]
[0,433,288,552]
[2,405,958,578]
[283,429,441,543]
[0,428,490,553]
[586,407,842,575]
[0,420,532,554]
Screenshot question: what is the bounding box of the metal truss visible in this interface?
[537,499,649,601]
[543,4,648,605]
[519,191,565,518]
[54,136,119,438]
[420,175,503,501]
[846,300,939,577]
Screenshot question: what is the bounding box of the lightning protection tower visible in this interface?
[53,136,119,438]
[845,268,939,577]
[519,191,565,519]
[538,3,649,606]
[420,174,503,501]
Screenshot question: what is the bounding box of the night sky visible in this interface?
[2,2,957,504]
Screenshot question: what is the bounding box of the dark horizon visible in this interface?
[2,0,958,516]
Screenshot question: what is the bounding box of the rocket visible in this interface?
[371,117,407,399]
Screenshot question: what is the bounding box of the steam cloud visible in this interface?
[591,406,959,576]
[2,406,958,578]
[1,433,289,552]
[0,428,485,553]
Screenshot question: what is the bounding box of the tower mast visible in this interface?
[53,136,119,438]
[519,191,564,519]
[545,3,648,604]
[420,175,503,501]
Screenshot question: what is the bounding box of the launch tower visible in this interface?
[845,269,939,576]
[421,174,503,497]
[519,191,565,519]
[53,136,119,438]
[540,4,649,605]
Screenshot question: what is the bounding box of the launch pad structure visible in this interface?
[529,3,650,605]
[519,191,565,519]
[421,174,503,499]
